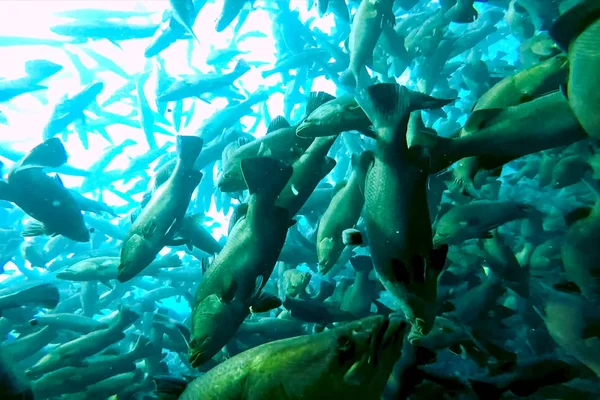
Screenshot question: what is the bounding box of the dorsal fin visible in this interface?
[305,91,336,117]
[267,116,290,133]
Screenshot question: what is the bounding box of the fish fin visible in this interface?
[448,343,462,355]
[142,221,157,239]
[0,181,14,202]
[22,221,49,237]
[339,68,356,89]
[464,108,503,133]
[100,280,113,290]
[201,258,210,274]
[176,135,203,170]
[428,244,449,272]
[20,138,68,168]
[166,238,189,247]
[492,305,516,320]
[349,255,373,273]
[564,207,593,226]
[549,0,600,52]
[305,91,336,117]
[582,322,600,340]
[439,301,456,314]
[153,375,189,399]
[252,275,264,299]
[251,291,282,313]
[54,174,64,186]
[267,115,290,133]
[552,280,581,294]
[468,378,503,400]
[355,83,414,134]
[240,157,293,202]
[359,150,375,173]
[233,59,251,75]
[109,39,122,49]
[257,142,273,157]
[219,276,237,303]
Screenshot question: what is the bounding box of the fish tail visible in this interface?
[154,375,188,399]
[175,135,203,170]
[338,69,356,88]
[349,255,373,273]
[240,157,293,203]
[468,378,503,400]
[233,58,251,75]
[355,83,412,140]
[18,284,60,310]
[549,0,600,52]
[113,305,141,331]
[21,138,68,168]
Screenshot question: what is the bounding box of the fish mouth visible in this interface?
[295,122,313,138]
[188,350,206,368]
[369,314,406,365]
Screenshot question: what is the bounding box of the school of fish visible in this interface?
[0,0,600,399]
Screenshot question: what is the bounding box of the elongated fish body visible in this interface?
[189,157,292,367]
[317,153,369,274]
[550,0,600,139]
[356,83,451,340]
[340,0,395,87]
[118,136,203,282]
[451,54,569,196]
[0,139,90,242]
[436,90,588,175]
[433,201,535,246]
[217,0,247,33]
[181,315,406,400]
[562,195,600,304]
[295,95,372,138]
[169,0,200,42]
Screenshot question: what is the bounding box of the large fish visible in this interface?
[181,315,406,400]
[189,157,292,367]
[0,139,90,242]
[118,135,203,282]
[550,0,600,140]
[355,83,451,341]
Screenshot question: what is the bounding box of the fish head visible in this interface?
[188,294,244,367]
[216,163,245,193]
[317,237,341,275]
[117,234,156,282]
[296,116,329,138]
[329,315,407,387]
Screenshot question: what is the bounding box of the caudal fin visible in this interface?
[304,91,336,118]
[349,255,373,273]
[356,83,454,137]
[241,157,293,204]
[20,138,68,168]
[176,135,203,170]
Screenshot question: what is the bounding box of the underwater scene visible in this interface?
[1,0,600,398]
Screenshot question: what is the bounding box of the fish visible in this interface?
[0,139,91,242]
[118,135,203,282]
[188,157,292,367]
[317,153,369,274]
[339,0,396,88]
[179,315,407,400]
[355,83,451,340]
[550,0,600,140]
